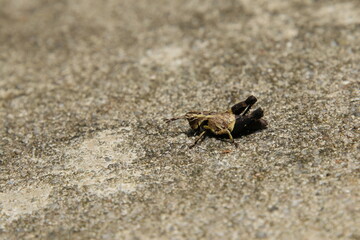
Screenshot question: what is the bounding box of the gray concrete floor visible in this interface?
[0,0,359,239]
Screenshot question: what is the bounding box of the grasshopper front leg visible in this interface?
[189,131,207,148]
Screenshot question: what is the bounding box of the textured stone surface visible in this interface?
[0,0,359,239]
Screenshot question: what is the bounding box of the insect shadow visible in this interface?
[166,95,268,148]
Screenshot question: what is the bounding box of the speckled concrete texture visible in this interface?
[0,0,359,239]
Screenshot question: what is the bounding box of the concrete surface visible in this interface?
[0,0,359,239]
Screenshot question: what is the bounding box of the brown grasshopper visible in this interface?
[165,95,267,148]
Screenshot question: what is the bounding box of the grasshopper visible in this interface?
[165,95,267,148]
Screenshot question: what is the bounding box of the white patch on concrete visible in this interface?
[63,128,143,196]
[66,129,136,171]
[141,46,187,69]
[315,3,360,25]
[0,128,144,225]
[0,184,52,223]
[246,13,298,41]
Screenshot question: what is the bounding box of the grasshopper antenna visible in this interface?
[164,116,186,123]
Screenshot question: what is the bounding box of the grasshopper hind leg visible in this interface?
[231,95,257,115]
[225,129,239,148]
[249,107,268,130]
[204,126,238,148]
